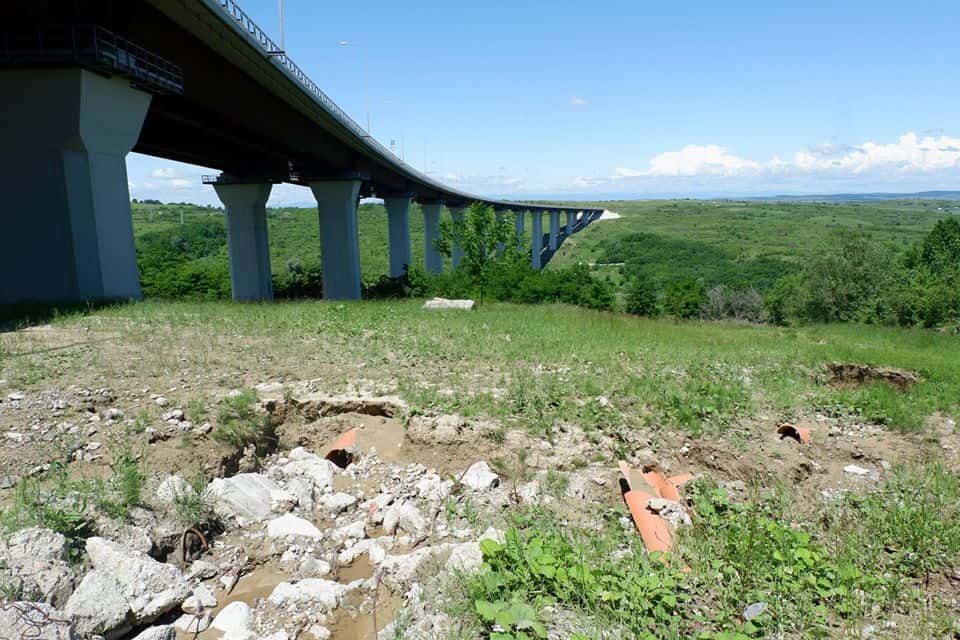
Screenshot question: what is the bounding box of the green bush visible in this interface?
[624,277,659,316]
[664,278,707,319]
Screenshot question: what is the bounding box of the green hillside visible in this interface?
[548,199,960,290]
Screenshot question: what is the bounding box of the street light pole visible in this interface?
[339,40,370,134]
[278,0,285,52]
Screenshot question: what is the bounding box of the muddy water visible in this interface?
[328,592,401,640]
[351,417,407,464]
[173,566,287,640]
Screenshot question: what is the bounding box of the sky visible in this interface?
[128,0,960,206]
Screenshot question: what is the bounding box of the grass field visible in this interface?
[2,299,959,637]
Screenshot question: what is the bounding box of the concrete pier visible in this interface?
[495,210,506,257]
[549,211,561,250]
[0,69,150,303]
[515,210,526,243]
[531,211,545,270]
[383,195,413,277]
[213,182,274,301]
[449,205,466,269]
[422,203,444,274]
[567,211,575,235]
[309,179,363,300]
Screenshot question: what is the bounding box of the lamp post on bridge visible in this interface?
[338,40,370,134]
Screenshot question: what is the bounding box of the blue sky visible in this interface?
[128,0,960,205]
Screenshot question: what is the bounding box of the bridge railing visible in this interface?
[0,24,183,94]
[209,0,597,213]
[217,0,369,142]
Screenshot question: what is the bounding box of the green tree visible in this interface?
[439,203,514,304]
[624,277,659,316]
[664,278,707,319]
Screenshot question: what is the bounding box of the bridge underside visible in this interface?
[0,0,603,304]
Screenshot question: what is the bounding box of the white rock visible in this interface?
[422,297,476,310]
[211,601,251,634]
[338,538,386,566]
[173,612,211,634]
[282,458,336,491]
[445,541,484,573]
[205,473,282,525]
[132,626,176,640]
[382,502,427,536]
[843,465,872,476]
[0,527,75,607]
[319,491,357,514]
[460,461,499,491]
[270,488,298,512]
[647,498,692,527]
[285,476,316,513]
[332,520,367,541]
[181,584,217,614]
[268,579,346,611]
[160,409,183,421]
[415,474,453,502]
[64,570,132,639]
[380,545,452,588]
[85,537,191,623]
[155,396,168,407]
[267,513,323,539]
[155,475,195,504]
[0,602,76,639]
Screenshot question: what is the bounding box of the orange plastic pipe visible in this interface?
[623,489,673,552]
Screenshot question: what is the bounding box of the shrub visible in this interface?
[700,285,768,323]
[624,278,659,316]
[664,278,706,319]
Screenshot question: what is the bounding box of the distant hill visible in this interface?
[755,190,960,203]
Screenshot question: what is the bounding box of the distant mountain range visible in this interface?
[752,190,960,203]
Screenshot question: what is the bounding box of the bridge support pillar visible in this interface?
[495,210,506,257]
[0,69,150,303]
[549,211,560,250]
[531,211,544,270]
[567,211,575,235]
[383,195,413,278]
[449,205,466,269]
[422,203,444,274]
[310,179,363,300]
[213,182,274,301]
[514,210,526,243]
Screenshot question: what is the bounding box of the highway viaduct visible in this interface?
[0,0,603,304]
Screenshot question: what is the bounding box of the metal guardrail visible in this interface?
[0,24,184,94]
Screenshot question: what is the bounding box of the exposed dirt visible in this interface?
[823,361,921,391]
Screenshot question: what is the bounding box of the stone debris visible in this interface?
[460,460,500,490]
[646,498,692,527]
[131,626,176,640]
[267,513,323,539]
[422,297,476,310]
[206,473,282,525]
[85,537,191,623]
[0,602,77,639]
[155,474,195,504]
[63,570,132,639]
[0,527,76,607]
[843,464,872,476]
[268,578,346,611]
[212,601,253,635]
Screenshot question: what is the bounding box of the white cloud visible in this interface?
[616,144,763,178]
[150,167,179,178]
[569,95,589,107]
[168,178,192,189]
[613,132,960,182]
